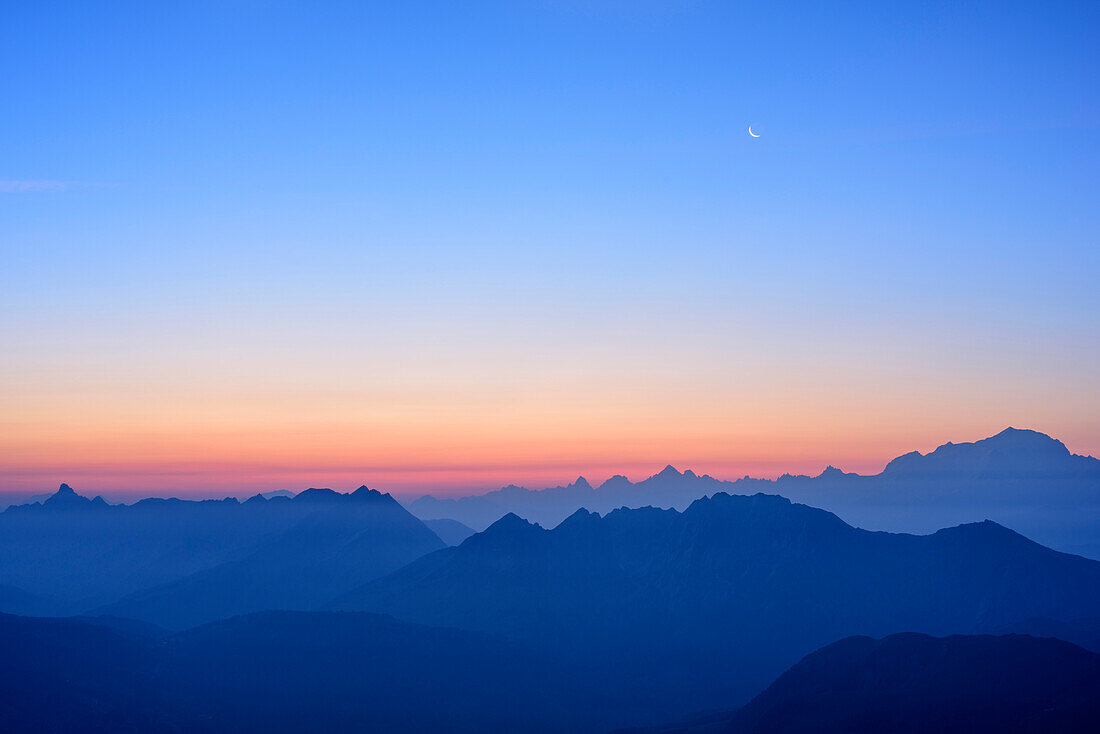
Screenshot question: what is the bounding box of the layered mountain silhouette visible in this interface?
[407,428,1100,557]
[997,616,1100,653]
[626,633,1100,733]
[0,490,66,511]
[0,610,620,733]
[97,487,445,629]
[5,611,1098,733]
[0,584,59,618]
[333,492,1100,722]
[407,468,729,531]
[1,445,1098,730]
[424,517,477,545]
[0,484,445,617]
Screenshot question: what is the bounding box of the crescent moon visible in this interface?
[748,125,760,138]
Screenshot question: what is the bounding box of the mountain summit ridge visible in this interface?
[333,486,1100,722]
[882,427,1076,476]
[406,428,1100,556]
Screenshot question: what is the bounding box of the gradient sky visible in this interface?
[2,1,1098,499]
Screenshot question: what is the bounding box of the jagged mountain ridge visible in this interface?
[0,484,447,616]
[407,466,731,530]
[97,486,446,629]
[333,490,1100,723]
[407,428,1100,556]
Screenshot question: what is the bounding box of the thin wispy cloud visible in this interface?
[0,180,72,193]
[0,180,117,193]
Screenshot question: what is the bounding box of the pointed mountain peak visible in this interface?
[351,485,397,504]
[598,474,632,490]
[258,489,296,500]
[482,512,540,536]
[555,507,600,530]
[932,519,1027,544]
[568,476,593,490]
[985,427,1069,454]
[655,465,682,479]
[43,483,92,509]
[491,511,529,526]
[458,511,543,549]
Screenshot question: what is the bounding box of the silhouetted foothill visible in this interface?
[333,491,1100,720]
[626,633,1100,733]
[0,610,619,733]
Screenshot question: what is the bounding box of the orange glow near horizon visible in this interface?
[4,389,1098,500]
[4,275,1098,501]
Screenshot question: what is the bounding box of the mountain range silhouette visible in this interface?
[97,487,445,629]
[408,428,1100,557]
[0,484,446,616]
[334,490,1100,719]
[1,428,1098,730]
[2,611,1096,733]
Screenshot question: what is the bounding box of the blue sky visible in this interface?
[2,1,1098,496]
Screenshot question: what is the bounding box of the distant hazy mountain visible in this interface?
[97,487,446,629]
[407,428,1100,557]
[0,484,269,613]
[256,489,296,500]
[627,633,1100,733]
[879,427,1093,477]
[0,491,55,511]
[334,492,1100,723]
[0,484,445,616]
[407,467,729,530]
[756,428,1100,558]
[0,610,621,733]
[996,616,1100,654]
[0,585,59,618]
[424,517,477,545]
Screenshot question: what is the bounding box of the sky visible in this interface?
[2,0,1099,500]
